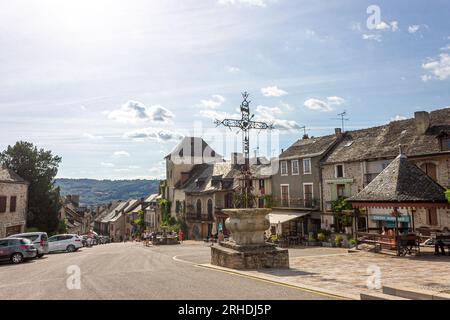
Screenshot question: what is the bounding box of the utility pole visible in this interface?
[215,92,273,208]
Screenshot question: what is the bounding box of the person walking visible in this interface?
[178,229,183,244]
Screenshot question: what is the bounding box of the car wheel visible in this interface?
[66,245,76,253]
[11,253,24,264]
[37,253,44,258]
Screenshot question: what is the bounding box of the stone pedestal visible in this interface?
[211,208,289,270]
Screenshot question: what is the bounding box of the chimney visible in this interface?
[231,152,244,165]
[414,111,430,135]
[335,128,342,138]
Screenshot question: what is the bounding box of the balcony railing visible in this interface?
[186,212,214,222]
[272,197,319,210]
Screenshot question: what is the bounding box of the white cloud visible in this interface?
[362,34,382,42]
[113,151,130,157]
[391,115,407,122]
[124,128,183,142]
[217,0,269,7]
[106,100,174,124]
[326,96,346,105]
[225,66,240,73]
[408,25,420,34]
[261,86,288,97]
[255,105,282,115]
[200,95,226,109]
[422,53,450,81]
[100,162,115,167]
[440,44,450,51]
[83,133,103,140]
[304,96,345,112]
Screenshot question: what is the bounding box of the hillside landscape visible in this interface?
[55,178,160,206]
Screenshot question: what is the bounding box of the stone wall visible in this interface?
[0,182,28,238]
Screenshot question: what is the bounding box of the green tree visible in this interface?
[133,210,146,233]
[446,189,450,203]
[0,141,62,233]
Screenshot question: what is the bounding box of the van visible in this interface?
[8,232,49,258]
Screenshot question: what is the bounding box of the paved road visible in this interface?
[0,242,334,300]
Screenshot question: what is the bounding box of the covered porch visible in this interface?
[349,148,450,256]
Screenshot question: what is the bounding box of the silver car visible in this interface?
[8,232,49,258]
[0,238,38,264]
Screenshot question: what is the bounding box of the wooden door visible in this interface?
[420,163,437,181]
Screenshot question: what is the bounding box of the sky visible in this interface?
[1,0,449,180]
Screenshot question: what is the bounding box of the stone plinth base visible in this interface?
[211,242,289,270]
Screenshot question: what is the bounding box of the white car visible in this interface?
[48,234,82,253]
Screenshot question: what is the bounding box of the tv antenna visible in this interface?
[331,111,350,132]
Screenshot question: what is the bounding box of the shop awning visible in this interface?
[267,212,309,224]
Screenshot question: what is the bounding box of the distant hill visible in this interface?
[55,178,160,207]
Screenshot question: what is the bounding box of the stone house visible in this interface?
[321,108,450,233]
[180,161,241,240]
[164,136,223,218]
[59,195,93,234]
[100,200,141,241]
[144,194,161,233]
[270,132,341,237]
[0,167,29,237]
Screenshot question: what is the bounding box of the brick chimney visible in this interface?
[231,152,244,165]
[414,111,430,135]
[335,128,342,138]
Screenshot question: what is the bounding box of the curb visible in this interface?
[197,263,359,300]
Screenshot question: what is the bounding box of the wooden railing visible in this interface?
[272,197,319,209]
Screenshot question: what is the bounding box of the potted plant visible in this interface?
[348,238,357,248]
[335,234,344,247]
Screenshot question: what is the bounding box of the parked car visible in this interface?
[0,238,37,264]
[48,234,82,253]
[8,232,49,258]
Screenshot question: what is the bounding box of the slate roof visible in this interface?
[101,201,130,223]
[324,108,450,164]
[0,166,29,184]
[349,153,448,204]
[182,162,242,194]
[165,136,223,162]
[279,134,338,159]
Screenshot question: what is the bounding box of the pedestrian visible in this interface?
[435,227,450,256]
[178,229,183,243]
[218,231,224,243]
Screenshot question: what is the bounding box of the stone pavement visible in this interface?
[203,247,450,300]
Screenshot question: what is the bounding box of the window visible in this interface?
[440,137,450,151]
[292,160,299,175]
[303,184,313,207]
[280,161,288,176]
[281,185,289,207]
[10,196,17,212]
[207,199,213,220]
[259,179,265,190]
[0,196,6,213]
[427,208,438,226]
[196,199,202,219]
[337,184,346,198]
[335,164,344,178]
[303,158,312,174]
[225,193,233,209]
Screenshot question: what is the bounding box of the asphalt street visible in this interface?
[0,242,334,300]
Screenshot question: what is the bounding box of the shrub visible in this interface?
[349,239,357,247]
[308,234,316,242]
[335,235,344,244]
[317,233,326,242]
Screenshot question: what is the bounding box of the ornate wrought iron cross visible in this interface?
[214,92,274,208]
